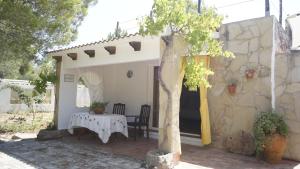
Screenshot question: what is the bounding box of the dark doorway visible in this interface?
[152,66,160,128]
[179,79,201,135]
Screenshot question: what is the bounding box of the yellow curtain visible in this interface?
[183,56,212,145]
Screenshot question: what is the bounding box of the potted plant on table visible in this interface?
[253,111,288,164]
[90,102,108,114]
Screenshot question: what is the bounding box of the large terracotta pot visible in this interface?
[93,107,105,114]
[264,134,287,164]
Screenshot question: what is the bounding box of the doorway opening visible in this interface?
[179,79,201,135]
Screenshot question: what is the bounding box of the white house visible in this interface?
[0,79,55,113]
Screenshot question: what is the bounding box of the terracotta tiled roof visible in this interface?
[46,33,139,54]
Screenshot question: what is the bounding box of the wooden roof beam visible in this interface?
[129,41,141,51]
[84,50,95,58]
[104,46,116,55]
[67,53,77,60]
[52,56,62,62]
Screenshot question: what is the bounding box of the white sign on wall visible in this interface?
[64,74,75,82]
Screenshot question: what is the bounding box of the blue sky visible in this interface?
[70,0,300,46]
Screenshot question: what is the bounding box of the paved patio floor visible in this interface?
[0,133,299,169]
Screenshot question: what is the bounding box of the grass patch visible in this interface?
[0,111,54,134]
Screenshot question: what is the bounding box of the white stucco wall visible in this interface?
[0,79,55,113]
[103,61,157,117]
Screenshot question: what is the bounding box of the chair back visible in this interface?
[113,103,126,115]
[139,104,151,125]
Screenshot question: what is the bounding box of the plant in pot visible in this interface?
[90,102,108,114]
[245,69,256,79]
[253,111,288,164]
[227,79,237,95]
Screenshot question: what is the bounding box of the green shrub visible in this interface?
[253,111,288,155]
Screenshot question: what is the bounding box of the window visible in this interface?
[76,78,90,107]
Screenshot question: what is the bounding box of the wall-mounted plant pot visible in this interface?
[245,69,255,79]
[228,84,237,95]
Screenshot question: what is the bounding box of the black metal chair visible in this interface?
[127,104,151,140]
[112,103,126,115]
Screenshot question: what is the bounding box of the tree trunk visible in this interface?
[158,35,186,156]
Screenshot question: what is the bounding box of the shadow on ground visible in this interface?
[0,134,299,169]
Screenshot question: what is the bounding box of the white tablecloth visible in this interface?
[68,112,128,143]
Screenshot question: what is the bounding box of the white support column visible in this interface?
[271,17,276,109]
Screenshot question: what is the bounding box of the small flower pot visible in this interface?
[264,134,287,164]
[245,69,255,79]
[228,84,237,95]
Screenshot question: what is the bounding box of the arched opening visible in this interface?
[76,77,90,107]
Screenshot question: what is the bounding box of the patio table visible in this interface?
[68,112,128,143]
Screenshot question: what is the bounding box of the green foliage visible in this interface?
[30,57,57,97]
[106,22,128,41]
[139,0,234,90]
[90,101,108,111]
[227,78,238,86]
[253,111,288,155]
[0,0,97,78]
[184,57,214,90]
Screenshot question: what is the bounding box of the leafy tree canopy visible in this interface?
[0,0,97,78]
[139,0,234,90]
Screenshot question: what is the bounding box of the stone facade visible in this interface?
[276,49,300,161]
[207,16,300,161]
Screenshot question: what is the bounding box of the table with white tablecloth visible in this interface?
[68,112,128,143]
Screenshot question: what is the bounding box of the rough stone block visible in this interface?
[260,31,272,48]
[37,129,64,141]
[293,93,300,120]
[228,24,242,40]
[290,67,300,83]
[275,84,286,97]
[294,56,300,67]
[146,150,179,169]
[259,49,272,67]
[249,51,259,63]
[255,95,271,112]
[229,55,248,72]
[249,26,260,37]
[228,40,249,54]
[236,93,255,107]
[236,31,253,40]
[286,120,300,134]
[211,83,225,96]
[284,133,300,161]
[249,38,259,52]
[224,130,255,156]
[286,83,300,93]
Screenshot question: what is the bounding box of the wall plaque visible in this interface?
[64,74,75,82]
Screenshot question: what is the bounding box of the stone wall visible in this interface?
[276,49,300,161]
[208,17,274,152]
[207,16,300,161]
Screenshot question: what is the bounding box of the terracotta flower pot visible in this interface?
[264,134,287,164]
[245,69,255,79]
[228,84,236,95]
[93,107,105,114]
